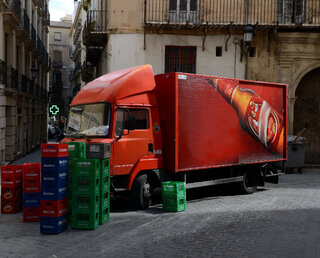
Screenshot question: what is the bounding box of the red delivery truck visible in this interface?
[63,64,287,209]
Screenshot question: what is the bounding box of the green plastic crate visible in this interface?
[100,190,110,208]
[71,210,99,230]
[101,175,110,192]
[66,142,86,159]
[162,181,186,198]
[162,196,187,212]
[99,205,110,225]
[72,176,100,195]
[72,193,100,212]
[74,159,101,177]
[101,159,110,176]
[68,158,79,177]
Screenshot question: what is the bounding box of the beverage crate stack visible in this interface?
[70,156,111,230]
[99,159,110,225]
[40,144,68,234]
[71,159,101,229]
[161,181,187,212]
[65,141,86,223]
[23,163,41,222]
[1,165,23,214]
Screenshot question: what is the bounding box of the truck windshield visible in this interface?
[66,103,111,137]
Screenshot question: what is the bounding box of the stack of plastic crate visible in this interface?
[99,159,110,225]
[161,181,187,212]
[1,165,23,214]
[71,159,101,229]
[23,163,41,222]
[40,144,68,234]
[65,141,86,223]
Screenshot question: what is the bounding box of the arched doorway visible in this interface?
[294,67,320,164]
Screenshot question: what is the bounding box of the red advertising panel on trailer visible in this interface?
[155,73,287,173]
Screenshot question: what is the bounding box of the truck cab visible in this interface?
[63,65,163,209]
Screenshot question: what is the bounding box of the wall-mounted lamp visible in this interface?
[243,25,254,46]
[31,66,38,81]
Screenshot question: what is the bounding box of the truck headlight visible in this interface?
[86,143,111,159]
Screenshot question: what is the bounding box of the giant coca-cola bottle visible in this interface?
[206,78,284,155]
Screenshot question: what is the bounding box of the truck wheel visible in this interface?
[239,171,257,194]
[131,174,152,209]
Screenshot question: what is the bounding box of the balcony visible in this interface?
[72,41,82,61]
[73,20,82,45]
[8,66,18,90]
[145,0,320,32]
[31,24,36,45]
[3,0,21,29]
[83,10,108,47]
[0,59,7,85]
[16,9,30,40]
[32,0,42,8]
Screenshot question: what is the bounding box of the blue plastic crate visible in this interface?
[41,169,67,184]
[41,179,67,200]
[23,192,41,207]
[41,157,68,172]
[40,214,68,234]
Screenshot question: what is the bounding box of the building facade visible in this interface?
[0,0,50,164]
[69,0,86,96]
[80,0,320,163]
[49,16,73,118]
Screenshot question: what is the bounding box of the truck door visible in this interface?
[113,108,153,176]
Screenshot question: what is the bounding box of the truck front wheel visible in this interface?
[131,174,152,209]
[239,171,258,194]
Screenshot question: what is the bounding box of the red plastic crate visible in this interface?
[1,200,22,214]
[23,207,40,222]
[23,178,41,193]
[41,144,68,157]
[23,163,41,179]
[1,187,22,202]
[1,165,23,188]
[40,198,68,217]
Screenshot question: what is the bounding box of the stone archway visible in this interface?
[293,67,320,164]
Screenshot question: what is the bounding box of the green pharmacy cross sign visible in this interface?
[50,105,59,115]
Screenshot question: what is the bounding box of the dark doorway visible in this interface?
[294,67,320,164]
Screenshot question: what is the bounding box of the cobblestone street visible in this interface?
[1,169,320,257]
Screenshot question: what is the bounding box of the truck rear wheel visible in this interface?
[131,174,152,209]
[239,171,258,194]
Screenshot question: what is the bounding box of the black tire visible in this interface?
[131,174,152,209]
[239,171,258,194]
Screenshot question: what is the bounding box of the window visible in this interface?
[54,32,61,41]
[165,46,196,74]
[216,46,222,57]
[115,109,149,136]
[249,47,256,58]
[53,71,62,85]
[169,0,199,24]
[277,0,305,24]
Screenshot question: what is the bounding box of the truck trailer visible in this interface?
[63,64,287,209]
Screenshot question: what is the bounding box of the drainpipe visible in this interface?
[245,0,249,79]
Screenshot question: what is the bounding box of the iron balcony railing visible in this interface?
[31,24,36,43]
[82,10,108,46]
[73,41,82,60]
[73,20,82,44]
[145,0,320,30]
[22,9,30,35]
[0,59,7,86]
[21,74,27,92]
[10,66,18,89]
[5,0,22,21]
[37,36,41,52]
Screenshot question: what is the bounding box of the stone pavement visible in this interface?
[0,167,320,257]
